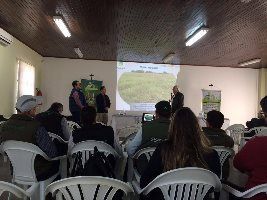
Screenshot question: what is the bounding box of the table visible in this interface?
[111,114,142,135]
[112,115,230,135]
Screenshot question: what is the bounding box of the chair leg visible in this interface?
[40,182,45,200]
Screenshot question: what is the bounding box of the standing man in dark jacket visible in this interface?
[171,85,184,114]
[69,80,87,124]
[96,86,111,125]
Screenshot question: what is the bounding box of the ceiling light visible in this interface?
[185,27,209,46]
[53,16,71,37]
[238,58,261,67]
[74,48,83,58]
[163,53,175,63]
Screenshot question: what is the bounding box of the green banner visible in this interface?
[81,79,102,106]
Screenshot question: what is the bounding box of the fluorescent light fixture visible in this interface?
[163,53,175,63]
[74,48,83,58]
[53,16,71,37]
[185,27,209,46]
[238,58,261,67]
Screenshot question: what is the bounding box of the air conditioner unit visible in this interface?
[0,28,13,47]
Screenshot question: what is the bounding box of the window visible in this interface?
[17,59,35,97]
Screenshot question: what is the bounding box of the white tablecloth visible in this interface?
[111,114,142,135]
[112,115,230,134]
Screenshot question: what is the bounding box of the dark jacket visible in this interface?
[36,111,68,155]
[69,88,87,112]
[171,91,184,114]
[0,114,56,179]
[202,127,234,148]
[202,127,234,180]
[138,118,170,151]
[96,93,111,113]
[36,111,64,138]
[72,123,114,147]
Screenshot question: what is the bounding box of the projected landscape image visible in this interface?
[116,62,180,111]
[118,72,176,103]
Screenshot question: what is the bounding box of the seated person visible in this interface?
[36,102,71,154]
[245,96,267,137]
[233,134,267,200]
[72,106,115,147]
[126,100,171,157]
[203,110,234,148]
[36,102,71,141]
[0,95,59,181]
[140,107,221,200]
[202,110,234,180]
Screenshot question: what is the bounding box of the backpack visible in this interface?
[71,146,115,178]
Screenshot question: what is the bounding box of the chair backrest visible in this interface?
[225,124,245,145]
[67,121,81,132]
[2,140,49,185]
[70,140,119,166]
[142,167,222,200]
[133,146,156,161]
[223,183,267,198]
[48,132,68,143]
[132,147,156,183]
[253,126,267,136]
[45,176,134,200]
[212,146,234,179]
[0,181,28,199]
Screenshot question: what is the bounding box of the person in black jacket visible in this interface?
[140,107,221,200]
[36,102,71,155]
[95,86,111,125]
[171,85,184,114]
[72,106,114,147]
[69,80,87,124]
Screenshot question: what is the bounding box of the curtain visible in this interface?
[17,60,35,97]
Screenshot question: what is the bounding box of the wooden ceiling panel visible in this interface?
[0,0,267,68]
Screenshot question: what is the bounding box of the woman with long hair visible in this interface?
[140,107,221,198]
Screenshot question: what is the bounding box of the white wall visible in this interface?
[41,58,259,126]
[0,37,42,117]
[177,66,259,125]
[41,58,117,122]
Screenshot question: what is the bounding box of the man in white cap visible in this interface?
[0,95,59,181]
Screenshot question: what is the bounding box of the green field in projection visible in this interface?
[118,72,176,103]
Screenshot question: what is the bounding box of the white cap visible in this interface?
[16,95,38,112]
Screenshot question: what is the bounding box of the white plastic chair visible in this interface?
[0,181,37,199]
[67,121,81,132]
[45,176,134,200]
[225,124,245,148]
[69,140,123,179]
[132,167,222,200]
[47,132,69,178]
[244,126,267,136]
[130,147,156,183]
[212,146,235,179]
[48,132,68,144]
[222,183,267,199]
[2,140,66,200]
